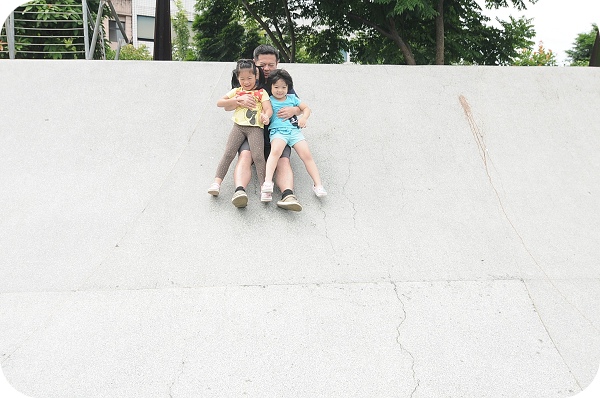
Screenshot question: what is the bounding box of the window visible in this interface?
[137,16,155,42]
[109,20,125,42]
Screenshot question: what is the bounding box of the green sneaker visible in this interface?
[276,194,302,212]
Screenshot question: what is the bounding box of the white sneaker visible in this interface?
[208,182,220,196]
[261,192,272,202]
[313,185,327,197]
[261,181,274,193]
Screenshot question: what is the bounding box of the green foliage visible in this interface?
[192,0,262,61]
[106,44,152,60]
[454,16,535,65]
[172,0,194,61]
[482,0,538,10]
[347,30,406,65]
[239,0,314,62]
[187,0,536,65]
[566,24,598,66]
[0,0,108,60]
[511,41,556,66]
[313,0,535,65]
[296,26,347,64]
[374,0,437,18]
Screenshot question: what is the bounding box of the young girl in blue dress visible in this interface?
[261,69,326,200]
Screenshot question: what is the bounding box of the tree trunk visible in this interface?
[392,34,416,65]
[348,13,416,65]
[388,18,416,65]
[435,0,445,65]
[281,0,296,62]
[240,0,291,62]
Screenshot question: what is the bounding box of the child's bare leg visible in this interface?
[292,140,322,187]
[265,139,287,184]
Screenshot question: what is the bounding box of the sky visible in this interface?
[2,0,599,64]
[476,0,600,65]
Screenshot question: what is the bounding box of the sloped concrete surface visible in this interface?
[1,60,599,397]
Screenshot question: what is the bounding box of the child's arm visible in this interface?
[297,102,311,128]
[260,99,273,125]
[217,93,257,111]
[217,94,237,109]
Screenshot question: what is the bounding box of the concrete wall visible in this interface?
[1,60,599,397]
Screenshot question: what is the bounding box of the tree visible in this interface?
[106,43,152,60]
[451,14,535,65]
[188,0,536,65]
[566,24,598,66]
[0,0,108,60]
[511,41,556,66]
[312,0,536,65]
[238,0,318,63]
[295,26,347,64]
[192,0,261,61]
[172,0,194,61]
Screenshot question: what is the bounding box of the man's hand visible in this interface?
[277,106,299,120]
[236,94,257,109]
[298,116,307,128]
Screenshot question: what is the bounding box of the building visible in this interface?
[105,0,133,50]
[106,0,195,54]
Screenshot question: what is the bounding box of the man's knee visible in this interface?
[276,157,293,182]
[277,156,291,170]
[238,150,252,164]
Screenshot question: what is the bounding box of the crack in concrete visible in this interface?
[168,321,208,398]
[318,203,335,253]
[75,72,225,296]
[168,358,186,398]
[341,160,358,230]
[521,279,583,390]
[1,295,77,366]
[390,280,420,397]
[459,94,598,334]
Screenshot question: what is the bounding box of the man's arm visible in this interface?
[277,106,301,120]
[277,89,301,119]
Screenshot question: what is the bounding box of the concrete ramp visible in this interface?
[1,60,599,397]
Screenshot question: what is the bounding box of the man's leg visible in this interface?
[274,145,302,211]
[234,149,253,189]
[274,156,293,193]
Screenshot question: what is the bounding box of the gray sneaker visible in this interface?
[231,190,248,208]
[276,194,302,211]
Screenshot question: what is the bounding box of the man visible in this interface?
[228,45,303,211]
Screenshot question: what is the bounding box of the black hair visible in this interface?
[266,69,294,93]
[231,59,266,89]
[253,44,279,62]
